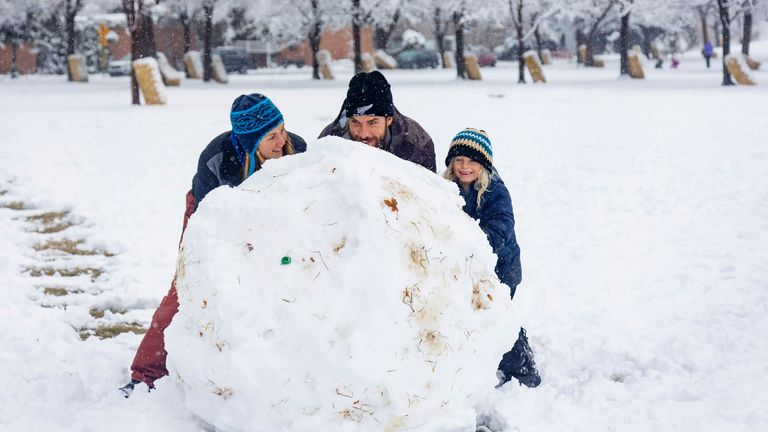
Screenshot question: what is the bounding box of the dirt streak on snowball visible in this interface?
[165,137,521,432]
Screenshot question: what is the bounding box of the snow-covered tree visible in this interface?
[507,0,560,83]
[566,0,616,66]
[120,0,161,103]
[163,0,199,54]
[0,0,47,77]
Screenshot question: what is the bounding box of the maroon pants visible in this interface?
[130,190,196,387]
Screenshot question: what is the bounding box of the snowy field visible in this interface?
[1,42,768,431]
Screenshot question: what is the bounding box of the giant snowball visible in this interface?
[165,137,520,432]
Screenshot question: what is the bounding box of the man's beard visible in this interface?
[351,129,387,149]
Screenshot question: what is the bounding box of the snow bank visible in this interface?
[165,137,519,432]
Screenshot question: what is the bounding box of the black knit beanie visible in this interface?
[342,71,394,118]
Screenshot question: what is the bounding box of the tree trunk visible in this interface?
[139,13,156,58]
[585,3,613,67]
[374,9,399,51]
[434,7,446,62]
[453,11,466,79]
[717,0,734,85]
[11,42,19,78]
[310,0,321,80]
[619,12,630,75]
[513,0,525,83]
[698,6,710,45]
[203,4,214,82]
[576,28,586,64]
[65,0,78,82]
[352,0,362,73]
[130,28,141,104]
[713,12,721,47]
[638,25,653,58]
[179,11,192,54]
[742,9,752,56]
[534,27,542,58]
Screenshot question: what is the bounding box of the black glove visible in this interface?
[119,379,142,398]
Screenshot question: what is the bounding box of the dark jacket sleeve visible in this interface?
[479,183,522,288]
[394,112,436,172]
[191,150,220,206]
[289,131,308,153]
[410,131,436,172]
[479,185,516,254]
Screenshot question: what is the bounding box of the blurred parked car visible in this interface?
[396,47,440,69]
[213,46,249,74]
[281,58,305,68]
[108,55,131,76]
[469,46,497,67]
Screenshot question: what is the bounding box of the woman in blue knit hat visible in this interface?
[121,94,306,397]
[443,128,541,388]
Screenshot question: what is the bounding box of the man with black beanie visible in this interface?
[318,71,436,172]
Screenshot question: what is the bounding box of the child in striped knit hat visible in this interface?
[443,128,541,388]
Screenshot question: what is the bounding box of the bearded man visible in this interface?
[318,71,436,172]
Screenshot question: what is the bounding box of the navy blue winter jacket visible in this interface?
[191,130,307,206]
[458,173,522,297]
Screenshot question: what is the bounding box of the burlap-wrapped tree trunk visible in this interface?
[523,51,546,83]
[628,51,645,79]
[317,50,334,80]
[157,52,181,86]
[211,54,229,84]
[183,51,203,79]
[361,52,376,72]
[725,54,756,85]
[464,54,482,80]
[374,50,397,69]
[67,55,89,82]
[132,57,167,105]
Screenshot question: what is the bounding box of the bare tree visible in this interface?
[511,0,525,83]
[202,0,215,81]
[508,0,559,83]
[585,1,615,66]
[433,6,448,62]
[716,0,735,85]
[740,0,755,56]
[121,0,160,104]
[63,0,83,81]
[373,7,400,50]
[617,0,632,76]
[453,5,466,79]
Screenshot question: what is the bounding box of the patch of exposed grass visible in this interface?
[33,238,102,256]
[1,201,25,210]
[37,222,75,234]
[27,211,74,234]
[80,323,146,340]
[88,307,126,319]
[26,210,69,224]
[27,266,103,281]
[42,286,83,296]
[44,287,70,296]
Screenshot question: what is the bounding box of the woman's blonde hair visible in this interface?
[443,157,492,207]
[241,133,296,181]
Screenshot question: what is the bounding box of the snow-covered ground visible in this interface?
[1,41,767,431]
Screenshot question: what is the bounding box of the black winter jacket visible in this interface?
[458,173,522,297]
[191,131,307,205]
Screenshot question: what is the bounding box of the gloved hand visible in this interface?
[119,379,142,398]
